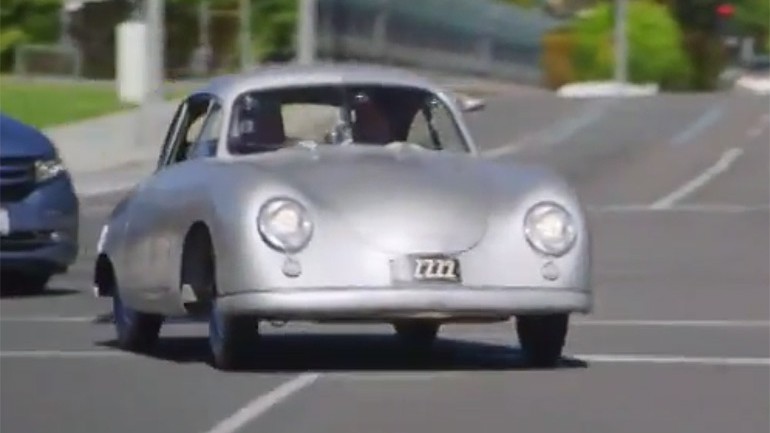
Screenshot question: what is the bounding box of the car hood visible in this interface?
[244,145,497,254]
[0,114,56,160]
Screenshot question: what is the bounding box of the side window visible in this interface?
[406,97,467,153]
[406,110,436,150]
[157,102,189,170]
[161,95,214,168]
[187,103,223,159]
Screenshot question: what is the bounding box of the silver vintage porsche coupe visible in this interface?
[93,64,592,370]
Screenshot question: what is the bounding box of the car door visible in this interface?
[125,94,223,301]
[148,96,225,297]
[121,95,211,301]
[117,99,189,298]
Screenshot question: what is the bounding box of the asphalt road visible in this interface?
[2,90,769,433]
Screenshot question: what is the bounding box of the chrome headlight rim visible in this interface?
[34,157,66,183]
[523,201,578,257]
[257,196,314,254]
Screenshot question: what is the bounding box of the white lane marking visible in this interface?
[587,203,769,213]
[576,354,770,367]
[2,350,769,369]
[0,316,97,323]
[649,147,745,209]
[328,372,461,382]
[575,319,770,328]
[669,105,725,147]
[482,99,615,158]
[2,316,768,329]
[202,373,320,433]
[481,134,530,157]
[0,350,127,358]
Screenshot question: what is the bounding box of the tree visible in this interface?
[733,0,769,51]
[0,0,61,70]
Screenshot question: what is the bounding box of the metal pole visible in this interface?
[59,4,69,46]
[146,0,165,102]
[297,0,317,65]
[613,0,627,85]
[239,0,254,71]
[199,0,210,49]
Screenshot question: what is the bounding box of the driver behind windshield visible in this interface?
[350,93,393,144]
[229,95,287,154]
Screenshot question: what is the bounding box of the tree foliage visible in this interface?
[570,0,693,89]
[0,0,61,68]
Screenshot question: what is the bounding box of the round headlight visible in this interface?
[523,202,577,257]
[257,197,313,253]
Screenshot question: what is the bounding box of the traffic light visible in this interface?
[715,2,737,38]
[716,3,735,18]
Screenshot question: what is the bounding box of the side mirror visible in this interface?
[456,93,486,112]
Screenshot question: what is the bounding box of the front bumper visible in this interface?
[216,286,592,320]
[0,174,79,274]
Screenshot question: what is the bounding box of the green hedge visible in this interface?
[570,0,693,90]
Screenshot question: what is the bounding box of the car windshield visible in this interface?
[226,84,470,155]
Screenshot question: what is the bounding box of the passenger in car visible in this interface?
[230,97,287,154]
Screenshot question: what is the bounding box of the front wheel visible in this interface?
[112,289,164,352]
[0,271,51,294]
[393,321,440,353]
[515,314,569,367]
[208,306,261,371]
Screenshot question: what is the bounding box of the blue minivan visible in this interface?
[0,114,79,292]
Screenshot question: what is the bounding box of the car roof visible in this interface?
[191,63,447,102]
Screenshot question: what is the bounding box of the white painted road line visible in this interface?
[588,203,769,213]
[482,99,615,158]
[201,373,321,433]
[575,319,770,328]
[669,105,725,147]
[2,350,769,369]
[649,147,745,209]
[2,316,769,328]
[0,316,96,323]
[576,354,770,367]
[0,350,127,358]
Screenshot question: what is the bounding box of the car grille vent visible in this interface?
[0,157,36,203]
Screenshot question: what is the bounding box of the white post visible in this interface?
[613,0,628,86]
[146,0,165,102]
[239,0,254,71]
[296,0,317,65]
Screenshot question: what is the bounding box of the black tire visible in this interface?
[112,289,164,352]
[24,272,52,293]
[180,225,216,316]
[0,271,51,294]
[515,314,569,367]
[208,306,261,371]
[394,321,440,352]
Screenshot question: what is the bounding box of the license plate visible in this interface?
[409,255,461,282]
[0,208,8,235]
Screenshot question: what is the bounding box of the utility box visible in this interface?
[116,21,148,104]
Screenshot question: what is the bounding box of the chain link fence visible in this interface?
[11,0,563,85]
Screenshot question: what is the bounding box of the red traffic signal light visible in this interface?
[716,3,735,17]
